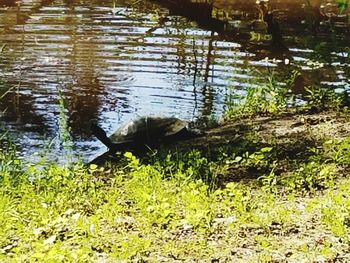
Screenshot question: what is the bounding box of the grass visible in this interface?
[225,68,346,119]
[1,112,350,261]
[1,69,350,261]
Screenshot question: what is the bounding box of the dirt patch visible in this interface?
[181,110,350,150]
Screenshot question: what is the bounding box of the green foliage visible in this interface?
[233,70,289,116]
[240,147,274,167]
[337,0,350,13]
[231,71,326,119]
[259,135,350,193]
[0,139,349,261]
[323,137,350,165]
[280,162,336,192]
[226,67,346,120]
[258,164,277,193]
[152,149,222,188]
[304,85,342,110]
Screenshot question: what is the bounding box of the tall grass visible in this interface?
[57,90,73,163]
[225,68,345,119]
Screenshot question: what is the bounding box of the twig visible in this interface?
[0,44,6,53]
[0,86,15,100]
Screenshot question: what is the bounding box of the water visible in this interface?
[0,0,349,163]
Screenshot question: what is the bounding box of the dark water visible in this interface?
[0,0,349,163]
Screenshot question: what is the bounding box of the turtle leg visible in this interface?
[164,128,204,143]
[176,127,205,139]
[184,128,205,139]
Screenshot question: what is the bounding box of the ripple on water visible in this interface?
[0,0,349,163]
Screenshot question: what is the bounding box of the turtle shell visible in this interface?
[109,116,189,143]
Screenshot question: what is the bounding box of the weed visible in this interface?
[279,161,336,193]
[151,149,221,189]
[226,69,291,118]
[226,67,346,120]
[258,164,277,193]
[304,85,342,111]
[0,137,350,261]
[337,0,350,14]
[243,70,288,114]
[323,138,350,165]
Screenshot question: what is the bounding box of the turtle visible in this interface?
[91,116,203,152]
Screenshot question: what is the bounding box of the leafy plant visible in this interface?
[323,138,350,165]
[258,164,277,193]
[337,0,350,14]
[281,162,335,192]
[304,85,342,111]
[226,69,290,118]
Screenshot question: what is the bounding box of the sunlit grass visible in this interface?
[225,68,345,120]
[1,125,350,261]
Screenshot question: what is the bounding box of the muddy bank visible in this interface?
[184,109,350,151]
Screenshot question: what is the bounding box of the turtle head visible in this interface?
[91,123,113,149]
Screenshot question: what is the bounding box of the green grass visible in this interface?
[1,125,350,261]
[225,68,345,120]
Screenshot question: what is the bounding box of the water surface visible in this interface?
[0,0,349,162]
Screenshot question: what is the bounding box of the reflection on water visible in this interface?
[0,0,349,163]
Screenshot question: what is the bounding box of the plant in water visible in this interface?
[0,44,5,53]
[226,69,289,117]
[337,0,350,14]
[246,69,289,113]
[0,74,12,100]
[304,85,342,111]
[58,90,73,162]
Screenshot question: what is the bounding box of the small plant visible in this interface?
[304,85,342,111]
[0,75,12,100]
[280,162,336,192]
[0,44,5,53]
[226,69,290,118]
[230,147,275,173]
[258,164,277,193]
[337,0,350,14]
[245,70,288,114]
[323,138,350,165]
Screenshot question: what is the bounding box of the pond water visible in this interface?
[0,0,349,163]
